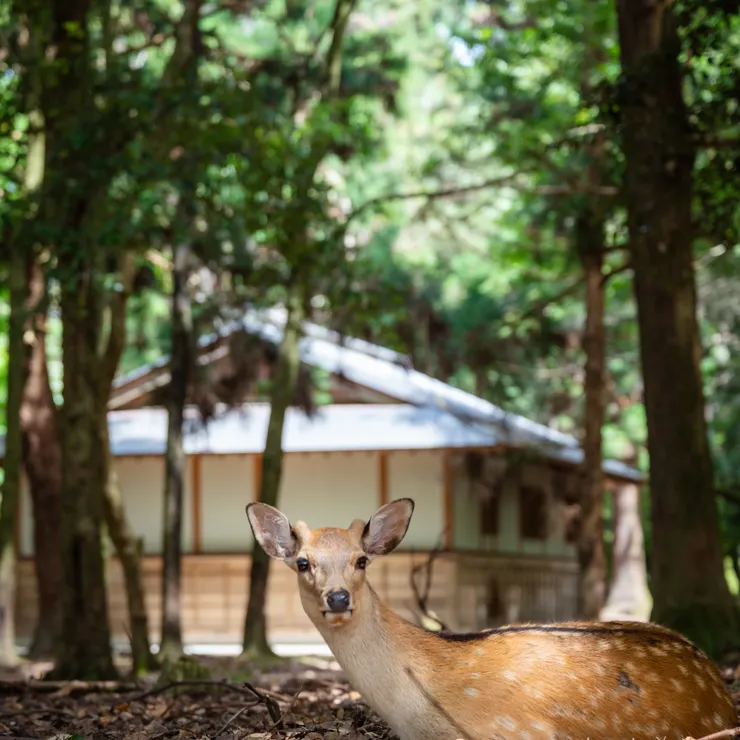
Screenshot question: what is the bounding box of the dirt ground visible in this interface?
[2,654,740,740]
[0,654,391,740]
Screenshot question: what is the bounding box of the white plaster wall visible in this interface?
[115,456,194,554]
[387,450,444,549]
[278,451,378,532]
[201,454,256,552]
[17,457,194,556]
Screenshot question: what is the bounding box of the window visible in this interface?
[480,486,500,536]
[520,485,548,540]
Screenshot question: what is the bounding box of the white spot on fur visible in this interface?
[470,672,480,679]
[497,717,516,731]
[669,678,684,692]
[678,663,689,675]
[520,732,531,740]
[464,687,478,697]
[474,648,484,656]
[714,712,725,727]
[503,670,517,681]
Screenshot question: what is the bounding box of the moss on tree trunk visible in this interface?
[615,0,739,656]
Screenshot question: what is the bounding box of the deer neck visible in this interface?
[310,584,455,740]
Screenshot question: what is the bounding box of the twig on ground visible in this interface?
[269,678,306,732]
[0,679,138,695]
[130,679,283,724]
[0,708,76,720]
[686,729,740,740]
[217,705,248,735]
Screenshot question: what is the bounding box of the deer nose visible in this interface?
[326,589,351,613]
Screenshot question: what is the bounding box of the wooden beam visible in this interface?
[192,454,202,554]
[254,454,263,501]
[378,451,389,507]
[443,452,453,550]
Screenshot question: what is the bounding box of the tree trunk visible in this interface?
[103,429,155,674]
[615,0,739,656]
[242,286,305,657]
[51,264,117,680]
[600,483,652,621]
[160,244,193,663]
[575,211,607,619]
[0,246,30,667]
[20,258,63,660]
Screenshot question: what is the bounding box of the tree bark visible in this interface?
[600,483,652,622]
[0,246,30,667]
[242,286,305,656]
[615,0,739,655]
[160,244,193,663]
[51,260,118,680]
[20,258,63,660]
[575,211,607,619]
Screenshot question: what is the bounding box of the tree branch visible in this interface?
[101,250,136,391]
[323,0,358,96]
[343,173,618,228]
[717,488,740,507]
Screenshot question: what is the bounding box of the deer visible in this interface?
[246,497,738,740]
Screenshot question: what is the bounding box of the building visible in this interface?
[10,307,646,652]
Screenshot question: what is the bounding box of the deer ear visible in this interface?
[246,503,298,560]
[362,498,414,556]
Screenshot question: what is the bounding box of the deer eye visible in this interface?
[356,556,368,570]
[296,557,311,573]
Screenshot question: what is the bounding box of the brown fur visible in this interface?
[247,499,738,740]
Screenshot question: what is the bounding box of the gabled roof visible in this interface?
[108,305,645,483]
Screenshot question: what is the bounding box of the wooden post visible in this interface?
[192,455,202,554]
[253,454,263,501]
[378,451,389,507]
[443,452,453,550]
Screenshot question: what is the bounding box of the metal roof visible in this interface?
[101,402,642,481]
[2,305,646,482]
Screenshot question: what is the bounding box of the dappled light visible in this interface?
[1,0,740,738]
